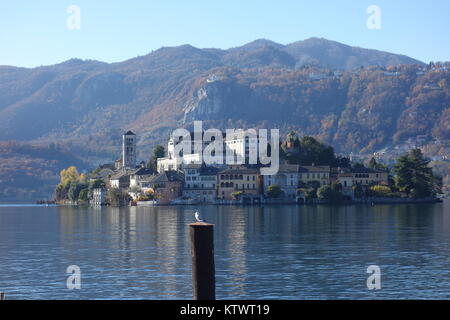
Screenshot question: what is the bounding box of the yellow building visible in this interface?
[298,165,330,187]
[351,168,389,186]
[217,166,261,200]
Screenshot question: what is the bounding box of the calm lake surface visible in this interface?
[0,202,449,300]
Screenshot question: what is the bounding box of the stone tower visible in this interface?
[122,131,136,168]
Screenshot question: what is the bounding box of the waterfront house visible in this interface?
[298,165,330,187]
[217,166,261,200]
[109,169,133,190]
[183,164,219,202]
[129,167,154,190]
[263,164,299,199]
[145,171,184,205]
[331,167,354,198]
[91,188,107,206]
[350,167,389,186]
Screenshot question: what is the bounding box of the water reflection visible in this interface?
[0,201,449,299]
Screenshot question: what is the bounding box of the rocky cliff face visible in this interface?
[183,78,228,122]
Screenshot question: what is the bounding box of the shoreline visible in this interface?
[1,197,444,208]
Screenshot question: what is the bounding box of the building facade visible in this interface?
[350,167,389,186]
[183,164,219,202]
[91,188,106,206]
[298,165,331,187]
[145,171,184,205]
[217,166,261,200]
[263,164,299,199]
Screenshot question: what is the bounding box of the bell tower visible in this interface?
[122,131,136,168]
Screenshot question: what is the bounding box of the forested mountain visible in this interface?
[0,141,88,201]
[0,38,448,195]
[1,38,436,152]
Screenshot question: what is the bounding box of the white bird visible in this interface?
[194,211,205,222]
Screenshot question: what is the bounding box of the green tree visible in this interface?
[317,183,343,203]
[231,191,244,200]
[78,189,89,202]
[107,188,132,207]
[369,185,392,198]
[368,157,388,170]
[267,185,283,199]
[298,136,336,166]
[394,149,438,198]
[317,185,332,201]
[68,181,86,202]
[330,182,343,203]
[368,157,378,169]
[147,145,165,172]
[352,184,365,199]
[282,135,336,166]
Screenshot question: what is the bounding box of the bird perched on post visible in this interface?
[194,211,205,223]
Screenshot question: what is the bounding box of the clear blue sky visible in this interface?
[1,0,449,67]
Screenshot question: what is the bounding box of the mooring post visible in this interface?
[189,222,215,300]
[0,292,5,300]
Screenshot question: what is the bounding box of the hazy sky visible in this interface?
[1,0,449,67]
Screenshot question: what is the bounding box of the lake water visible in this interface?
[0,202,449,300]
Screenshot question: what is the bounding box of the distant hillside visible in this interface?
[0,142,88,201]
[0,37,444,162]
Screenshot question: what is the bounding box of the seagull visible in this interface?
[194,211,205,223]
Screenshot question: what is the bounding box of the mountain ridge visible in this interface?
[0,37,446,160]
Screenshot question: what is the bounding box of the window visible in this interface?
[247,176,250,181]
[252,176,255,181]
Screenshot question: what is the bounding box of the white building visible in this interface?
[263,164,299,199]
[91,188,106,206]
[157,130,260,172]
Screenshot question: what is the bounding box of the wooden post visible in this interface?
[0,292,5,300]
[189,222,215,300]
